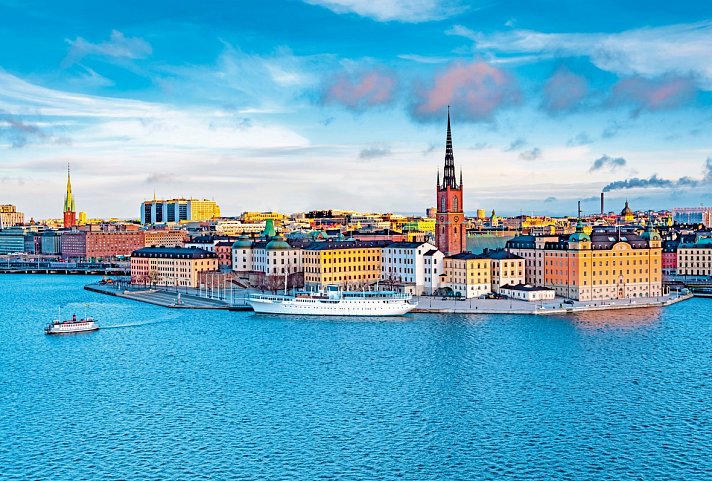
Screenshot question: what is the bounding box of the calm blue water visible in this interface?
[1,275,711,480]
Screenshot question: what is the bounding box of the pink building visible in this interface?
[214,241,233,269]
[662,241,678,276]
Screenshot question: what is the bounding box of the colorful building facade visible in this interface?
[677,238,712,277]
[303,241,387,290]
[442,252,491,299]
[130,247,218,288]
[541,222,662,300]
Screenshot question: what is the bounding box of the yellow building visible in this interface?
[190,200,221,221]
[130,247,218,288]
[481,250,525,293]
[241,211,286,224]
[141,198,220,224]
[443,252,492,298]
[144,229,188,247]
[542,221,662,300]
[0,204,24,227]
[303,241,386,289]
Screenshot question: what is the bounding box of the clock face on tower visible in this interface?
[454,216,459,222]
[439,215,444,222]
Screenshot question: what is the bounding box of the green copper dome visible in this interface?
[641,223,661,242]
[232,234,253,248]
[266,234,290,250]
[568,219,591,243]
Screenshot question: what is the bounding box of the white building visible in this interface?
[184,235,234,253]
[215,220,266,235]
[380,241,440,295]
[500,284,556,302]
[232,235,303,277]
[424,248,445,295]
[677,238,712,277]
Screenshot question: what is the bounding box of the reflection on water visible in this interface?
[569,307,662,331]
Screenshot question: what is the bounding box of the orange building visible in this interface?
[542,221,662,300]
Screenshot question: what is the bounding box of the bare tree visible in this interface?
[265,275,283,293]
[147,269,160,288]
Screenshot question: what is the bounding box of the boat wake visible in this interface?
[101,315,180,330]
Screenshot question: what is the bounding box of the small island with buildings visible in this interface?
[2,113,707,315]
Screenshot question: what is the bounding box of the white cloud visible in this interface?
[63,30,152,67]
[304,0,465,22]
[0,70,309,154]
[156,44,329,113]
[449,20,712,88]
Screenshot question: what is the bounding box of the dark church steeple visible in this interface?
[441,106,458,189]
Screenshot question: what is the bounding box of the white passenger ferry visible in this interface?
[247,285,417,316]
[45,312,99,335]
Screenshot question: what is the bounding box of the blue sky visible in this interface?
[1,0,712,219]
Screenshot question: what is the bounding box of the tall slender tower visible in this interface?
[63,164,77,228]
[435,107,466,255]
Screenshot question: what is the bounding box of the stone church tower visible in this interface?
[435,108,466,256]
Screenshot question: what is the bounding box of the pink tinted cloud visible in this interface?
[610,75,697,112]
[411,61,520,122]
[541,67,589,113]
[322,70,397,111]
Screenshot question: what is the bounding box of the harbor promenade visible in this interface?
[411,292,692,315]
[85,281,692,315]
[84,282,247,310]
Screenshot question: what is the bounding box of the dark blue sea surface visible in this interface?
[1,275,711,480]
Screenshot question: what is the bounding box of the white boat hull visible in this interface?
[45,322,99,335]
[247,297,417,316]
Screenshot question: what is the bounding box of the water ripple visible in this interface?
[0,275,710,480]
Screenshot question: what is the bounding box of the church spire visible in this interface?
[442,106,457,189]
[64,163,75,213]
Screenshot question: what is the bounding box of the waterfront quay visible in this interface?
[85,281,248,310]
[0,255,129,275]
[412,292,692,315]
[85,280,692,315]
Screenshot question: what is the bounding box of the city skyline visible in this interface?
[1,1,712,218]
